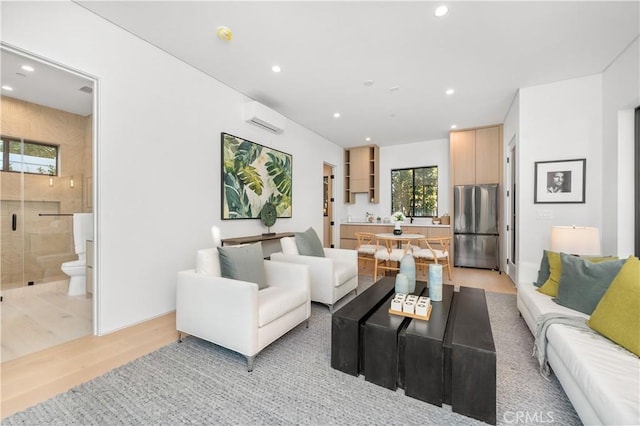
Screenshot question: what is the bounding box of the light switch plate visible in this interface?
[536,209,553,220]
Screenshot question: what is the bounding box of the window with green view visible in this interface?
[391,166,438,217]
[0,136,58,175]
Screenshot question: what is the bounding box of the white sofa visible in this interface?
[177,248,311,371]
[270,236,358,310]
[517,282,640,425]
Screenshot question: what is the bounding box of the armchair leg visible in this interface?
[177,332,183,343]
[305,319,310,328]
[246,355,255,372]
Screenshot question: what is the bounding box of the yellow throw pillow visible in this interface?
[537,252,562,296]
[588,256,640,356]
[537,252,618,297]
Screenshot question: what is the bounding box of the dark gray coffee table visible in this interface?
[331,278,496,425]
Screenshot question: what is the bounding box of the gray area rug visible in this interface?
[4,292,581,425]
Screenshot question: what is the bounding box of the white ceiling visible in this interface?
[5,2,639,147]
[0,49,94,117]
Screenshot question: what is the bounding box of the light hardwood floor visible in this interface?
[1,284,93,362]
[1,266,515,420]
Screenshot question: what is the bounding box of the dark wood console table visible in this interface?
[220,232,294,246]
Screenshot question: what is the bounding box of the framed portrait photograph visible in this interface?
[534,158,586,204]
[221,132,292,219]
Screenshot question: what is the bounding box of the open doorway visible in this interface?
[0,45,97,361]
[323,163,335,248]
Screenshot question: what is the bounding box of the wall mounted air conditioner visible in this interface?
[243,101,286,134]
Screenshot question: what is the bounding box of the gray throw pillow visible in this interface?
[534,250,552,287]
[554,253,625,314]
[295,227,325,257]
[217,242,268,289]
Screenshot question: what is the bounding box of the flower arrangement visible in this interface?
[391,211,406,223]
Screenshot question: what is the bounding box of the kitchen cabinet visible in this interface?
[344,145,379,203]
[450,125,502,185]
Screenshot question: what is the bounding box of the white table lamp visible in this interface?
[550,226,601,256]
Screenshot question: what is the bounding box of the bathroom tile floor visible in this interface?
[1,284,92,362]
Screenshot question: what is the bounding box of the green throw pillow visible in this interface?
[217,242,268,289]
[295,227,325,257]
[588,256,640,356]
[534,250,553,287]
[554,253,625,314]
[538,253,618,297]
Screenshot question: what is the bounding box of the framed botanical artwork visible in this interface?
[221,132,292,219]
[534,158,586,204]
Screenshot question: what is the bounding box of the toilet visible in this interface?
[61,213,93,296]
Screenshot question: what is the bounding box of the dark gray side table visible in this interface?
[451,286,496,425]
[331,277,395,376]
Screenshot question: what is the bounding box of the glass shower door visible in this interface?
[1,136,74,291]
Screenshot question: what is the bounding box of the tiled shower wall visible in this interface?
[1,96,92,290]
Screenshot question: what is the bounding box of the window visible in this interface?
[391,166,438,217]
[0,136,58,175]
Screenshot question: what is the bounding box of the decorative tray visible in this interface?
[388,304,432,321]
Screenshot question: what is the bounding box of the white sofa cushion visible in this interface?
[280,237,299,255]
[518,282,588,333]
[196,248,221,276]
[547,323,640,425]
[258,285,308,327]
[518,280,640,425]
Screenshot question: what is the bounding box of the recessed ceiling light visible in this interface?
[333,112,341,118]
[450,124,457,129]
[446,88,455,95]
[21,65,34,72]
[363,80,374,87]
[272,65,281,73]
[389,86,400,92]
[365,137,371,142]
[1,85,13,91]
[435,5,448,17]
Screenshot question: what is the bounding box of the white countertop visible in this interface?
[341,221,450,228]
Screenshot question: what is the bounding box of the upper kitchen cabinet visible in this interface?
[450,125,502,185]
[344,144,379,203]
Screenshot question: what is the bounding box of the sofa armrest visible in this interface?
[270,252,334,284]
[324,247,357,263]
[264,260,311,295]
[176,269,259,356]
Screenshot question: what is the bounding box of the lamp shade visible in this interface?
[550,226,601,256]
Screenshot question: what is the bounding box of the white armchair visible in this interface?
[270,236,358,310]
[176,247,311,372]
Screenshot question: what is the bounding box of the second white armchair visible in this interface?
[271,231,358,310]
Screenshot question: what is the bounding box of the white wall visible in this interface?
[516,75,604,283]
[602,37,639,257]
[2,1,343,334]
[344,138,450,224]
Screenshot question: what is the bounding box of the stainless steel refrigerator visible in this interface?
[453,184,499,270]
